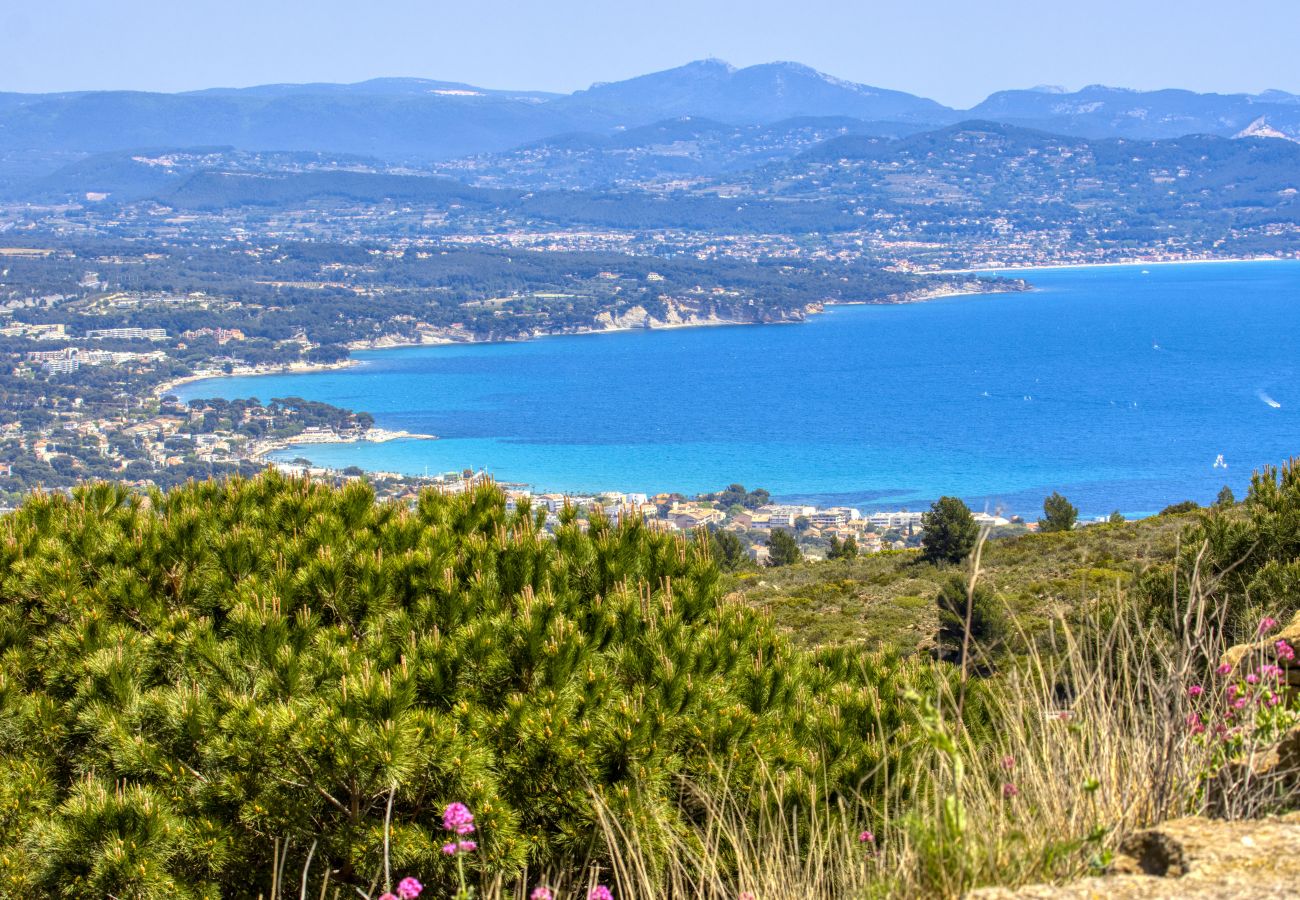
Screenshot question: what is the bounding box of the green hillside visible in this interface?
[733,511,1195,653]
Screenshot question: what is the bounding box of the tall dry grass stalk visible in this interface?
[574,557,1264,898]
[317,548,1289,900]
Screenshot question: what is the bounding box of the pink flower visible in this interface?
[379,895,398,900]
[1186,712,1204,733]
[1268,693,1282,707]
[442,802,475,835]
[1246,673,1260,684]
[1002,782,1019,798]
[1216,663,1233,676]
[397,878,423,900]
[441,843,457,855]
[1276,640,1295,661]
[1227,684,1239,700]
[1258,617,1278,634]
[1187,684,1204,697]
[531,889,555,900]
[458,841,477,852]
[590,887,614,900]
[1001,755,1016,771]
[739,893,756,900]
[858,830,875,843]
[1233,696,1248,709]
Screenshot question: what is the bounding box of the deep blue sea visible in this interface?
[175,261,1300,518]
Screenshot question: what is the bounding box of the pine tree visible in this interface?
[767,529,802,566]
[934,575,1006,671]
[1039,492,1078,532]
[921,496,979,564]
[827,534,858,560]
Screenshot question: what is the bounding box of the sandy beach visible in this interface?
[153,358,361,399]
[937,255,1297,276]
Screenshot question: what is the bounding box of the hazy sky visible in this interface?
[3,0,1298,107]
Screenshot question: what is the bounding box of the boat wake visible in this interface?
[1259,391,1282,409]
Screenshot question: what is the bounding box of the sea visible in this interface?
[174,260,1300,518]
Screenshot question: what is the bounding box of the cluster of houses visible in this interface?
[180,327,246,345]
[493,486,1009,561]
[25,346,168,375]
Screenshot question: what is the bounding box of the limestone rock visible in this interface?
[1220,610,1300,692]
[967,813,1300,899]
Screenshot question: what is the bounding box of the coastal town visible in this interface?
[269,452,1023,562]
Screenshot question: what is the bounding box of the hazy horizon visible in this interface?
[3,0,1298,107]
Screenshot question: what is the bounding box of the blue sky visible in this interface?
[3,0,1297,106]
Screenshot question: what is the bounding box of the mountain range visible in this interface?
[2,59,1298,173]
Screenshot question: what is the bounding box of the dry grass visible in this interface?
[295,549,1290,900]
[575,559,1279,898]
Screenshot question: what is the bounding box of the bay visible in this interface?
[175,260,1300,518]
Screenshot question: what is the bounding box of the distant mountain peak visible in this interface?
[562,59,949,126]
[1078,84,1137,94]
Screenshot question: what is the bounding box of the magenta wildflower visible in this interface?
[1002,782,1019,798]
[1187,684,1204,697]
[397,878,423,900]
[441,843,458,855]
[1233,696,1248,709]
[858,830,875,843]
[589,886,614,900]
[1216,663,1233,676]
[1277,640,1295,661]
[739,893,757,900]
[442,802,475,835]
[379,894,398,900]
[1258,617,1279,634]
[457,840,477,853]
[1246,673,1260,684]
[1001,754,1016,771]
[1186,712,1205,734]
[1268,692,1282,707]
[530,889,555,900]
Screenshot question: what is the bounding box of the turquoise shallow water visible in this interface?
[176,260,1300,518]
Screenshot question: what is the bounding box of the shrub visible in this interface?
[1142,457,1300,640]
[0,473,947,897]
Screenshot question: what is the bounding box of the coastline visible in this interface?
[154,358,361,399]
[172,279,1021,484]
[178,255,1297,524]
[937,254,1297,275]
[340,280,1019,355]
[251,426,438,463]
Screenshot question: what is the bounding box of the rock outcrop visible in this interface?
[968,813,1300,898]
[1220,610,1300,688]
